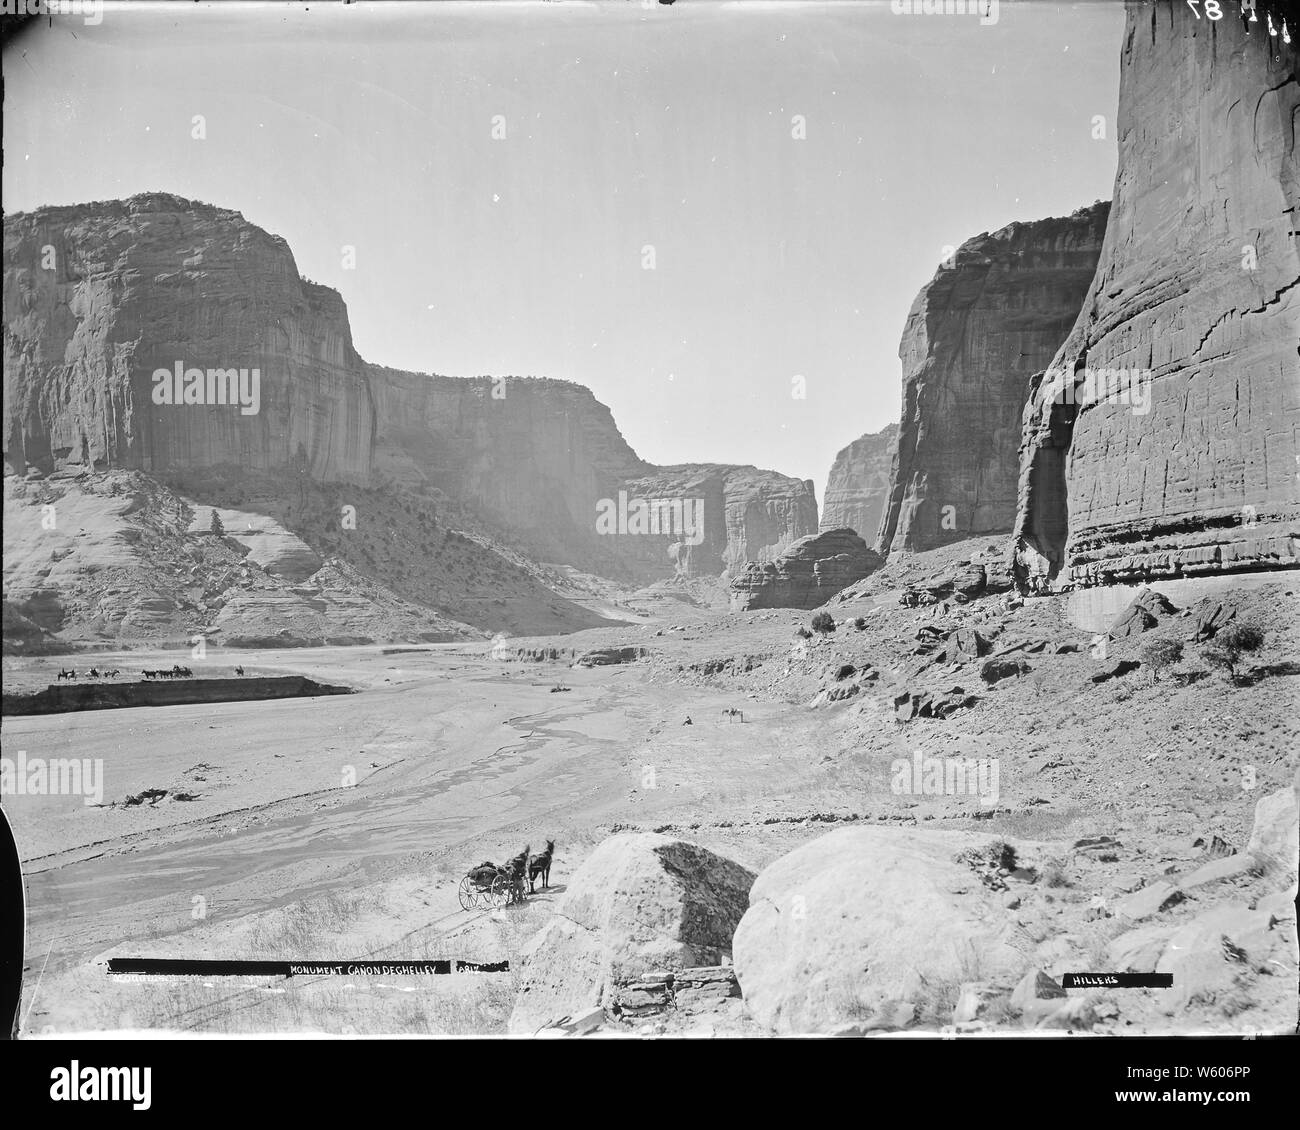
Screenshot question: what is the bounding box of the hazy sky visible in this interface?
[3,0,1122,500]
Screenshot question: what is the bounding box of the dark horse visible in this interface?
[505,844,530,904]
[528,840,555,893]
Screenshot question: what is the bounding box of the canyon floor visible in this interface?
[4,561,1297,1037]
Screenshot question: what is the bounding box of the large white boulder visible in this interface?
[732,826,1034,1034]
[508,833,754,1034]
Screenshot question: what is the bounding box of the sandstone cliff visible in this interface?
[821,424,897,539]
[877,203,1110,557]
[1013,4,1299,588]
[3,194,374,483]
[3,195,817,588]
[369,366,816,580]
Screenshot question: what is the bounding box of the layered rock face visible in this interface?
[4,194,374,483]
[368,365,647,572]
[370,365,816,580]
[821,423,897,538]
[622,464,818,578]
[3,195,817,586]
[729,527,882,611]
[1014,5,1300,589]
[877,203,1110,556]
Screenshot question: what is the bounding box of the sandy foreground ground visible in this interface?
[4,640,850,1034]
[3,583,1297,1036]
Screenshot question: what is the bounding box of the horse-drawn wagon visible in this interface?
[457,845,530,911]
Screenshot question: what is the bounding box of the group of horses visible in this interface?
[57,667,120,680]
[142,665,194,680]
[57,663,243,681]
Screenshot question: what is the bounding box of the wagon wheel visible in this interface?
[458,876,480,912]
[487,874,512,909]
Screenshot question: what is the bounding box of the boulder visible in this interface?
[893,686,978,722]
[1010,970,1067,1013]
[1177,854,1256,892]
[1246,776,1300,880]
[729,528,883,611]
[1108,924,1172,974]
[1155,904,1280,1014]
[1108,588,1178,640]
[1191,601,1237,643]
[731,827,1033,1033]
[980,656,1031,685]
[508,834,754,1033]
[941,628,992,665]
[1113,881,1184,922]
[1090,658,1141,684]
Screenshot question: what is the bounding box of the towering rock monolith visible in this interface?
[877,202,1110,556]
[1013,3,1299,589]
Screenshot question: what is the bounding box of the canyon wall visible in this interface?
[3,195,817,584]
[877,202,1110,556]
[3,194,374,483]
[1014,3,1299,588]
[821,423,897,539]
[370,366,816,579]
[622,465,818,578]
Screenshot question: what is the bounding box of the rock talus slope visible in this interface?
[878,203,1110,556]
[1014,4,1300,588]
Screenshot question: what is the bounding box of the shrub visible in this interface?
[1201,622,1266,683]
[1139,637,1184,683]
[810,611,836,634]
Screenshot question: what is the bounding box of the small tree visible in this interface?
[209,509,225,538]
[1139,637,1183,684]
[810,611,835,634]
[1201,622,1265,684]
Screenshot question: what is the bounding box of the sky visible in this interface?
[3,0,1123,501]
